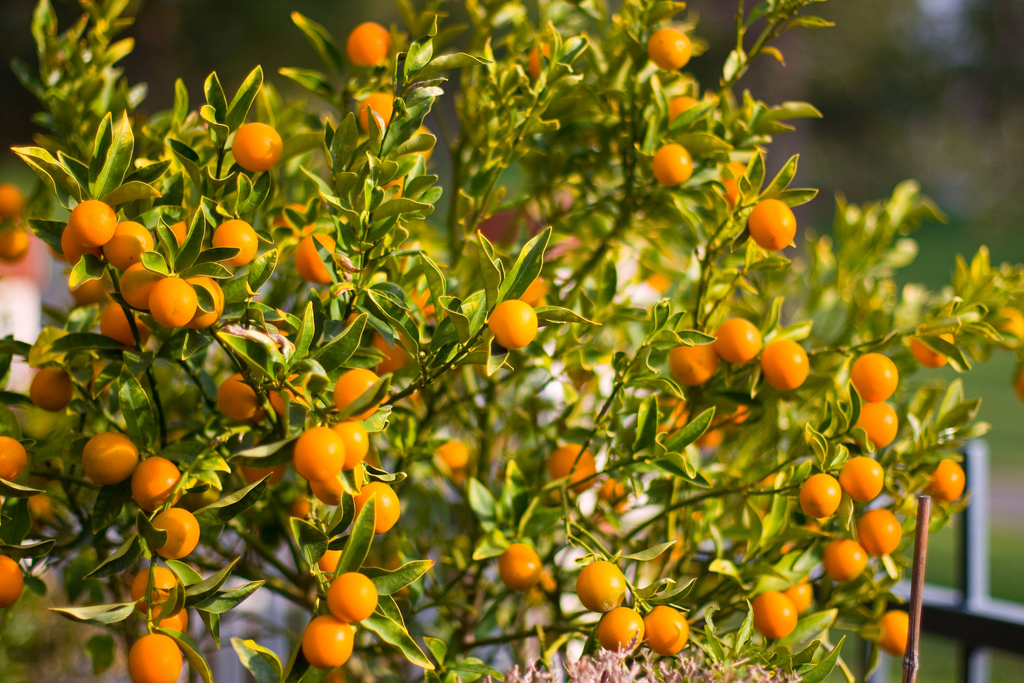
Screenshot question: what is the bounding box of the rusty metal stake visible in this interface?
[903,495,932,683]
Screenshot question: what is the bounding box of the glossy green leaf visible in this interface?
[51,601,135,625]
[663,407,715,451]
[313,314,367,374]
[363,560,434,596]
[467,478,497,529]
[622,540,676,562]
[226,66,263,131]
[91,111,134,200]
[193,476,269,526]
[498,227,550,302]
[195,580,265,614]
[290,517,329,569]
[800,636,846,683]
[136,510,168,553]
[118,368,156,450]
[232,637,282,683]
[185,559,240,607]
[85,534,140,579]
[362,613,435,670]
[335,494,375,573]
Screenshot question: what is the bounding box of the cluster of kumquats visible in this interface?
[3,0,1024,682]
[0,183,31,263]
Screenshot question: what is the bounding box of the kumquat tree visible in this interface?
[2,0,1024,681]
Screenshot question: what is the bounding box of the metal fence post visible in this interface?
[961,440,991,683]
[962,440,990,608]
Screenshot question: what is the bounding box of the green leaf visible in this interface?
[247,249,278,293]
[236,169,272,217]
[775,609,837,651]
[101,181,162,207]
[467,478,497,529]
[165,561,204,586]
[648,577,697,604]
[471,528,510,560]
[622,540,676,562]
[450,659,503,679]
[424,637,447,666]
[292,302,316,362]
[363,560,434,596]
[0,478,45,498]
[708,558,750,589]
[278,67,335,101]
[118,368,156,450]
[633,577,676,600]
[232,638,283,683]
[761,155,799,200]
[199,610,221,650]
[127,159,171,185]
[663,407,715,451]
[499,460,529,525]
[30,0,57,61]
[193,247,242,266]
[499,227,550,302]
[703,606,725,664]
[289,516,329,569]
[234,437,297,467]
[195,580,265,613]
[180,262,232,279]
[313,314,366,374]
[635,394,658,451]
[140,250,169,275]
[418,254,447,312]
[405,30,434,82]
[417,52,488,80]
[800,636,845,683]
[534,306,597,326]
[394,133,436,158]
[85,534,140,579]
[13,146,83,208]
[226,66,264,131]
[68,253,106,291]
[648,1,688,22]
[290,12,344,73]
[193,476,269,526]
[789,16,835,30]
[217,330,279,381]
[362,613,435,670]
[743,151,766,197]
[91,480,132,533]
[0,538,54,559]
[204,72,228,125]
[373,197,433,221]
[476,232,502,309]
[336,494,375,573]
[50,602,135,625]
[136,510,168,553]
[91,112,135,200]
[336,375,390,420]
[676,132,733,156]
[185,559,240,607]
[734,600,755,655]
[175,208,207,271]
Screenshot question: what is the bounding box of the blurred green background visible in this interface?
[1,0,1022,680]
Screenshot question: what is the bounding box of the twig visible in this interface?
[903,494,932,683]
